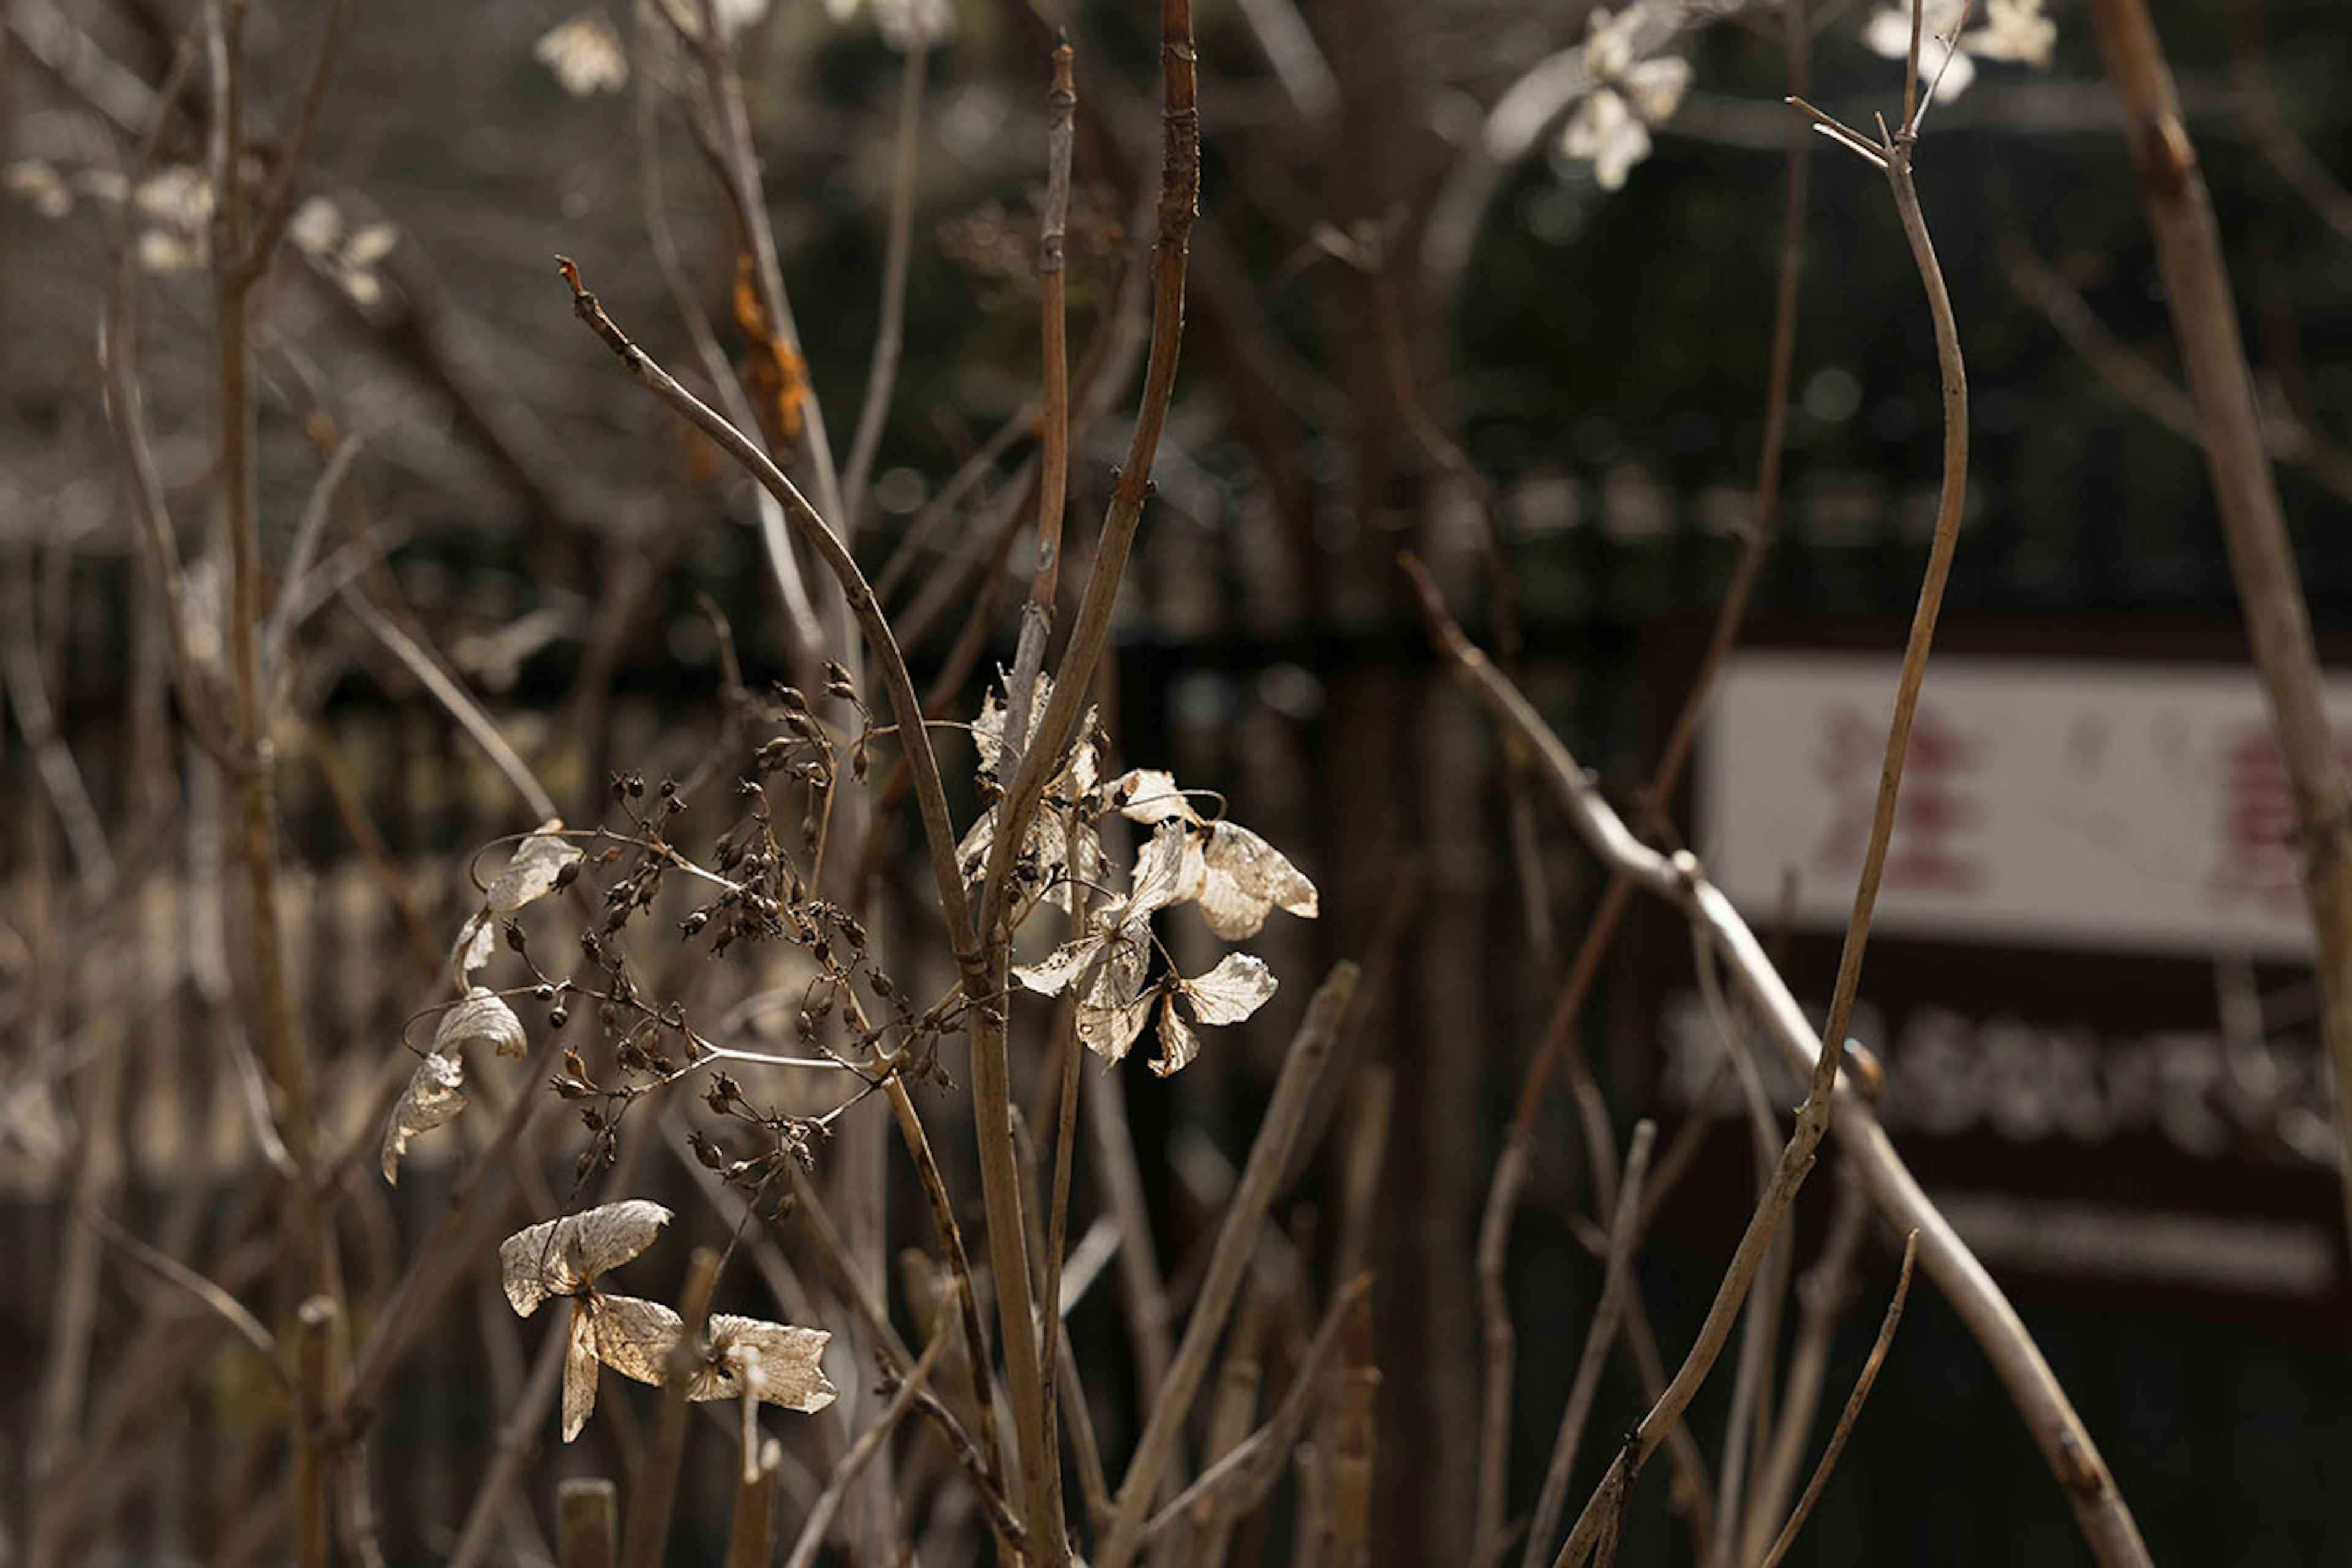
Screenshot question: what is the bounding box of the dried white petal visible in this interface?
[434,987,528,1059]
[1013,936,1101,997]
[704,1315,837,1411]
[380,1050,465,1184]
[1128,821,1194,918]
[1108,767,1200,825]
[562,1300,601,1441]
[1179,952,1279,1026]
[1191,823,1319,940]
[500,1200,674,1317]
[535,12,629,96]
[580,1298,836,1414]
[1077,989,1157,1065]
[453,911,498,982]
[1150,993,1201,1079]
[587,1293,684,1385]
[973,675,1054,777]
[488,820,581,913]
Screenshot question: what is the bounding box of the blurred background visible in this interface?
[5,0,2351,1562]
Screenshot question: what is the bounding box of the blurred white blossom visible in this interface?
[535,11,628,96]
[288,197,399,306]
[829,0,955,51]
[1560,6,1691,192]
[4,162,74,219]
[1863,0,2054,102]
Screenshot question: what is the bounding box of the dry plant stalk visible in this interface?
[2082,0,2352,1255]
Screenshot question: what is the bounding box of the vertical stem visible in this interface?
[2085,0,2352,1251]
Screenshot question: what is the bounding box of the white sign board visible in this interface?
[1699,652,2352,957]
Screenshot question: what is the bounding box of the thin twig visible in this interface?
[1741,1175,1871,1562]
[1472,1129,1531,1568]
[1757,1231,1920,1568]
[781,1330,950,1568]
[1521,1123,1657,1568]
[556,257,973,952]
[1135,1272,1377,1550]
[1097,962,1360,1568]
[2089,0,2352,1276]
[1400,572,2149,1567]
[83,1204,284,1385]
[339,585,560,824]
[839,36,930,524]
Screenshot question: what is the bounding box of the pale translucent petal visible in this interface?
[1108,767,1200,826]
[1078,989,1158,1065]
[380,1050,464,1185]
[500,1201,674,1317]
[705,1316,838,1411]
[1180,952,1279,1026]
[1192,823,1319,940]
[453,910,497,982]
[434,987,528,1059]
[562,1301,601,1442]
[487,820,581,913]
[1013,935,1104,997]
[1128,821,1194,917]
[1149,994,1202,1079]
[587,1294,684,1385]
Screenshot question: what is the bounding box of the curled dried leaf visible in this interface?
[436,986,529,1059]
[500,1200,674,1317]
[380,1050,465,1185]
[488,820,582,913]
